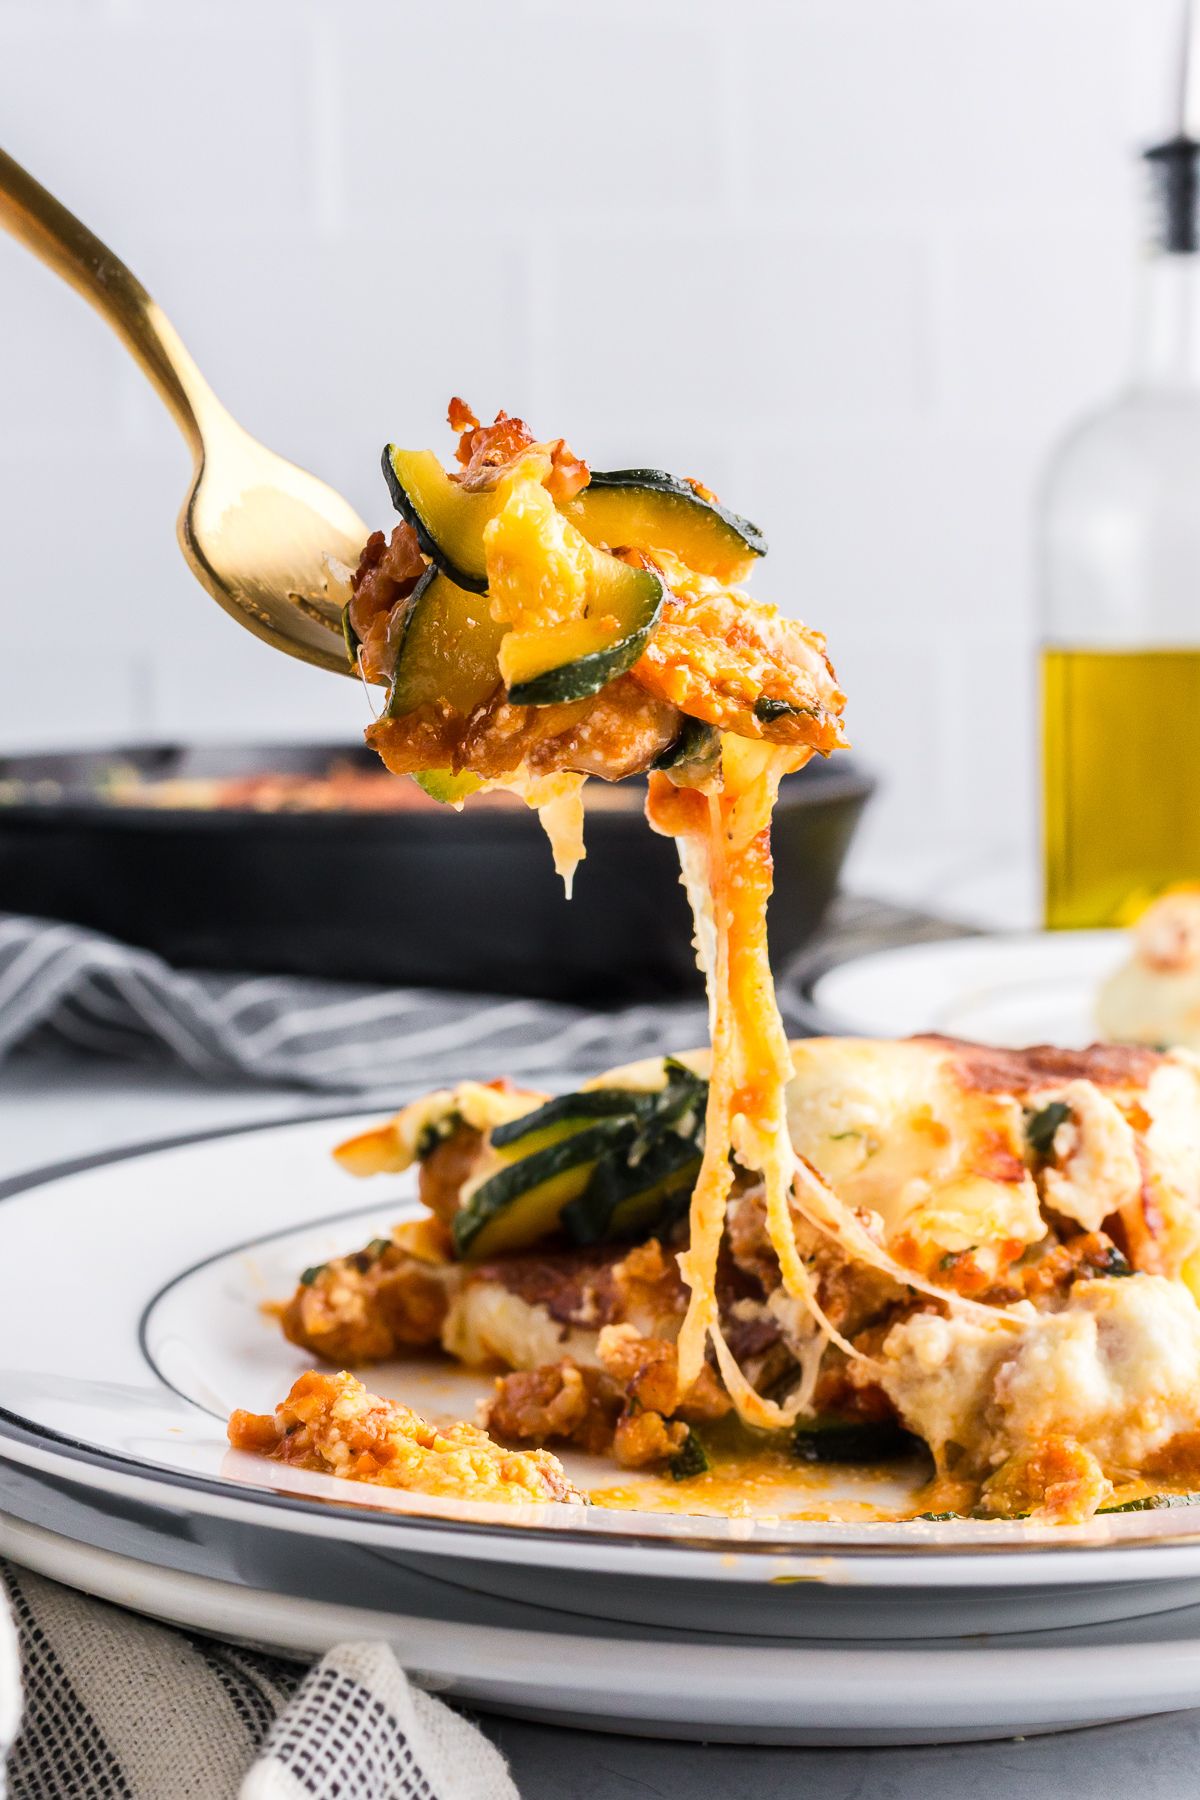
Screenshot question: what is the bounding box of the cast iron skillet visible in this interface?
[0,744,873,1004]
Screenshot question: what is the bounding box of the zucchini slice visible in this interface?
[560,1058,707,1244]
[453,1118,637,1259]
[456,1060,708,1258]
[562,1132,702,1246]
[386,566,503,807]
[561,469,766,582]
[791,1418,920,1464]
[669,1429,711,1481]
[413,769,481,805]
[501,558,665,707]
[382,446,495,593]
[1025,1100,1071,1160]
[385,444,667,707]
[385,448,766,595]
[652,717,723,783]
[387,565,505,721]
[341,602,359,670]
[490,1088,661,1153]
[1097,1491,1200,1514]
[754,697,818,725]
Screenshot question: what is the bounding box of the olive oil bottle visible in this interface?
[1043,649,1200,926]
[1041,30,1200,928]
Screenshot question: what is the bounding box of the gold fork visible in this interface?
[0,148,367,676]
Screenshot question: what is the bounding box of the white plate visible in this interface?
[810,931,1127,1045]
[7,1508,1200,1746]
[6,1116,1200,1654]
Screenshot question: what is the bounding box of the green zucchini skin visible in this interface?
[791,1419,921,1464]
[920,1492,1200,1522]
[382,445,491,594]
[568,468,767,574]
[652,717,723,780]
[490,1088,659,1150]
[1097,1491,1200,1514]
[453,1117,638,1258]
[413,770,482,804]
[753,696,818,725]
[561,1059,707,1244]
[1025,1100,1072,1160]
[383,448,766,594]
[669,1429,711,1481]
[388,567,489,798]
[386,565,505,722]
[341,602,359,671]
[505,630,645,706]
[505,566,666,707]
[454,1059,708,1257]
[415,1106,464,1160]
[562,1132,701,1246]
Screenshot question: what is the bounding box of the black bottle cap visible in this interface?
[1145,136,1200,253]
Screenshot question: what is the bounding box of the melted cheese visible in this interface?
[1026,1080,1142,1234]
[881,1275,1200,1478]
[786,1037,1044,1279]
[442,1283,601,1372]
[648,738,893,1428]
[334,1080,546,1176]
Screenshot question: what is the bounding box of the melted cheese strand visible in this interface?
[676,830,719,1039]
[501,769,589,896]
[788,1155,1021,1330]
[672,761,860,1425]
[671,747,871,1422]
[664,736,1021,1430]
[708,1316,812,1429]
[674,790,736,1391]
[721,752,872,1375]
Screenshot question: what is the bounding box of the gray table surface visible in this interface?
[2,1044,1199,1797]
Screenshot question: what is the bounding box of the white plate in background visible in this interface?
[809,931,1127,1046]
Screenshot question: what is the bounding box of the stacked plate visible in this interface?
[3,1111,1200,1745]
[806,929,1126,1046]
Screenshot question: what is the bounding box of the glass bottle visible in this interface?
[1041,132,1200,927]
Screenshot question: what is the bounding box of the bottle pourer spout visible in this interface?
[1144,0,1200,254]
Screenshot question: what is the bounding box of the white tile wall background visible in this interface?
[0,0,1188,907]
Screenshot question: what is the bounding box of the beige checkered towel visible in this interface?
[0,1562,517,1800]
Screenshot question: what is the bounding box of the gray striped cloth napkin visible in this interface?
[0,1561,516,1800]
[0,899,960,1092]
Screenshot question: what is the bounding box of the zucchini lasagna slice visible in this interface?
[237,399,1200,1523]
[274,1037,1200,1521]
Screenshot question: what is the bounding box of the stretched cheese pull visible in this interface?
[649,743,875,1430]
[351,401,851,1428]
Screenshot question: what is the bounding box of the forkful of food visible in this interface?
[0,145,845,812]
[2,143,860,1438]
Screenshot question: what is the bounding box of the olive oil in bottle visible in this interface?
[1043,648,1200,927]
[1040,30,1200,927]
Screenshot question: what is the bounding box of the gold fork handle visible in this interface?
[0,147,219,458]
